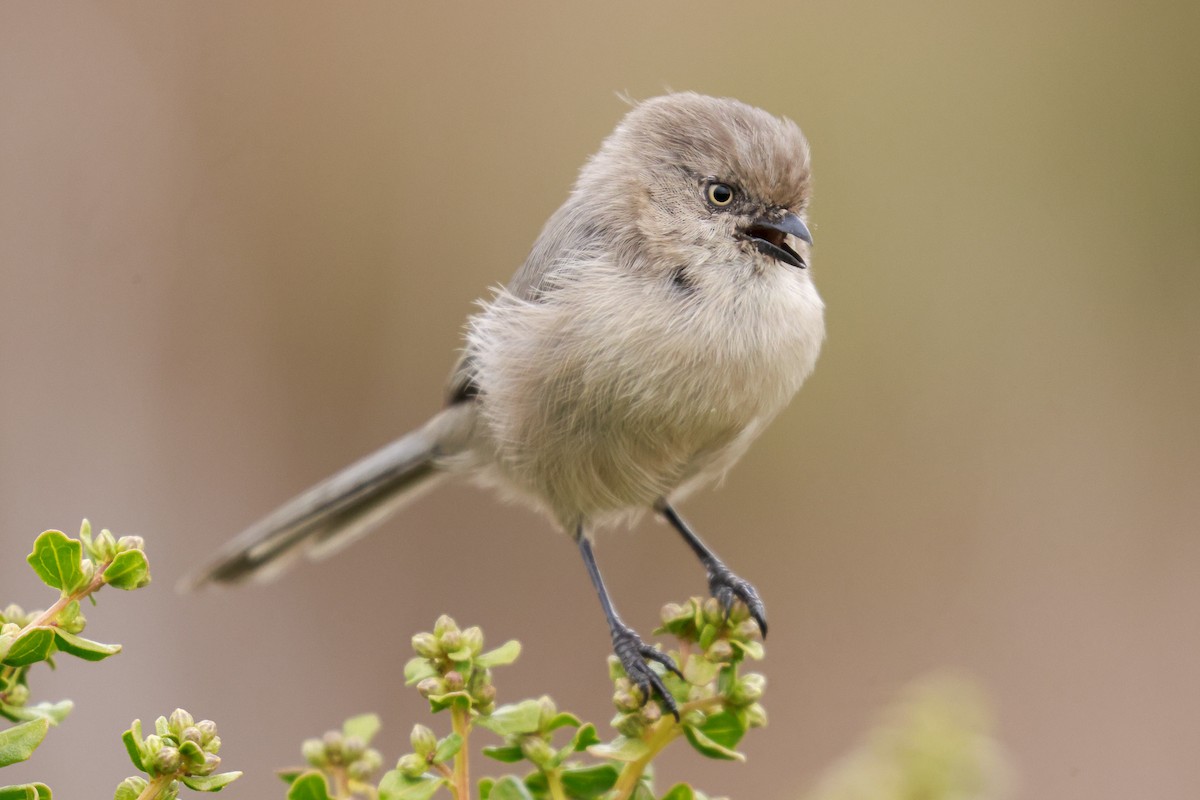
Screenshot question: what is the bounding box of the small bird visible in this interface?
[189,93,825,716]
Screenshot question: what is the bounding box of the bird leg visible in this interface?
[657,502,768,638]
[577,531,682,719]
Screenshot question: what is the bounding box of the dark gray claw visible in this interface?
[612,624,682,720]
[709,564,768,638]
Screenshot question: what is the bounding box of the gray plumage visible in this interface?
[187,92,824,591]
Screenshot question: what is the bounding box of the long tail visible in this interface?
[184,404,476,589]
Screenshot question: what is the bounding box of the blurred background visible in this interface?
[1,2,1197,797]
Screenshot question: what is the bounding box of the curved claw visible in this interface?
[709,566,768,639]
[612,626,681,721]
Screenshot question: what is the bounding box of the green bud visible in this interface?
[473,683,497,706]
[302,738,327,767]
[94,529,118,561]
[732,673,766,704]
[180,726,203,745]
[607,655,624,681]
[144,735,165,756]
[702,598,723,626]
[168,709,194,736]
[641,702,662,724]
[0,622,19,637]
[706,640,734,663]
[410,724,437,758]
[349,749,382,781]
[443,670,465,692]
[195,720,218,746]
[343,735,366,762]
[417,677,445,698]
[116,777,148,797]
[462,625,484,655]
[732,619,761,642]
[206,735,221,755]
[728,600,750,623]
[116,535,145,553]
[153,746,182,776]
[322,730,345,759]
[1,604,25,625]
[412,632,441,659]
[744,702,768,728]
[613,690,641,713]
[477,701,495,715]
[537,695,558,729]
[613,712,646,738]
[397,753,427,779]
[5,683,29,706]
[439,629,463,653]
[79,518,93,540]
[520,735,555,768]
[433,615,458,638]
[79,559,96,584]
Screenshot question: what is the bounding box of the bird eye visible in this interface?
[706,182,735,208]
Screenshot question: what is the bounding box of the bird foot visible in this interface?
[708,564,768,638]
[611,624,683,720]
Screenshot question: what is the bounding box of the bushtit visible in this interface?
[189,93,824,716]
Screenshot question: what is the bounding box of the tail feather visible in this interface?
[183,405,473,589]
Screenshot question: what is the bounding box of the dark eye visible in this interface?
[706,182,735,208]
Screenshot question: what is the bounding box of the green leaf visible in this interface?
[475,700,542,736]
[51,630,121,661]
[341,713,381,744]
[403,657,438,686]
[694,710,745,750]
[682,724,744,762]
[122,720,146,771]
[587,736,649,762]
[0,700,73,726]
[545,711,581,732]
[0,718,50,767]
[488,776,535,800]
[478,778,494,800]
[180,772,242,791]
[658,785,695,800]
[0,783,52,800]
[26,530,85,594]
[2,628,56,668]
[475,639,521,668]
[433,732,462,763]
[277,770,304,785]
[377,771,445,800]
[570,723,601,752]
[114,777,148,800]
[286,772,332,800]
[481,744,524,763]
[179,739,205,766]
[103,550,150,590]
[559,764,619,799]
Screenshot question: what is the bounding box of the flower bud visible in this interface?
[439,629,463,654]
[1,605,25,625]
[116,535,145,553]
[410,725,437,758]
[537,695,557,729]
[342,735,366,762]
[612,690,641,713]
[349,749,383,781]
[1,622,19,638]
[705,639,734,663]
[732,673,766,704]
[462,626,484,655]
[613,713,646,738]
[168,709,194,736]
[733,619,761,642]
[302,738,327,766]
[520,735,555,768]
[473,683,497,705]
[433,615,458,638]
[144,735,165,757]
[195,720,218,746]
[180,726,203,745]
[116,777,148,797]
[153,746,182,776]
[641,702,663,724]
[195,752,221,776]
[412,632,441,659]
[702,597,723,626]
[206,735,222,755]
[79,559,96,583]
[443,670,465,692]
[5,683,28,706]
[416,677,445,698]
[94,530,118,561]
[322,730,345,759]
[397,753,427,779]
[744,702,768,728]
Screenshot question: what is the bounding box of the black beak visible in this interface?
[743,212,812,269]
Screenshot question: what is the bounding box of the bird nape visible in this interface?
[188,92,824,718]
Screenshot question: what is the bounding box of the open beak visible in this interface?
[743,212,812,269]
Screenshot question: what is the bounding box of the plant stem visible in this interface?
[134,774,175,800]
[450,700,471,800]
[610,696,726,800]
[546,770,568,800]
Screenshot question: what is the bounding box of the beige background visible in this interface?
[2,2,1197,797]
